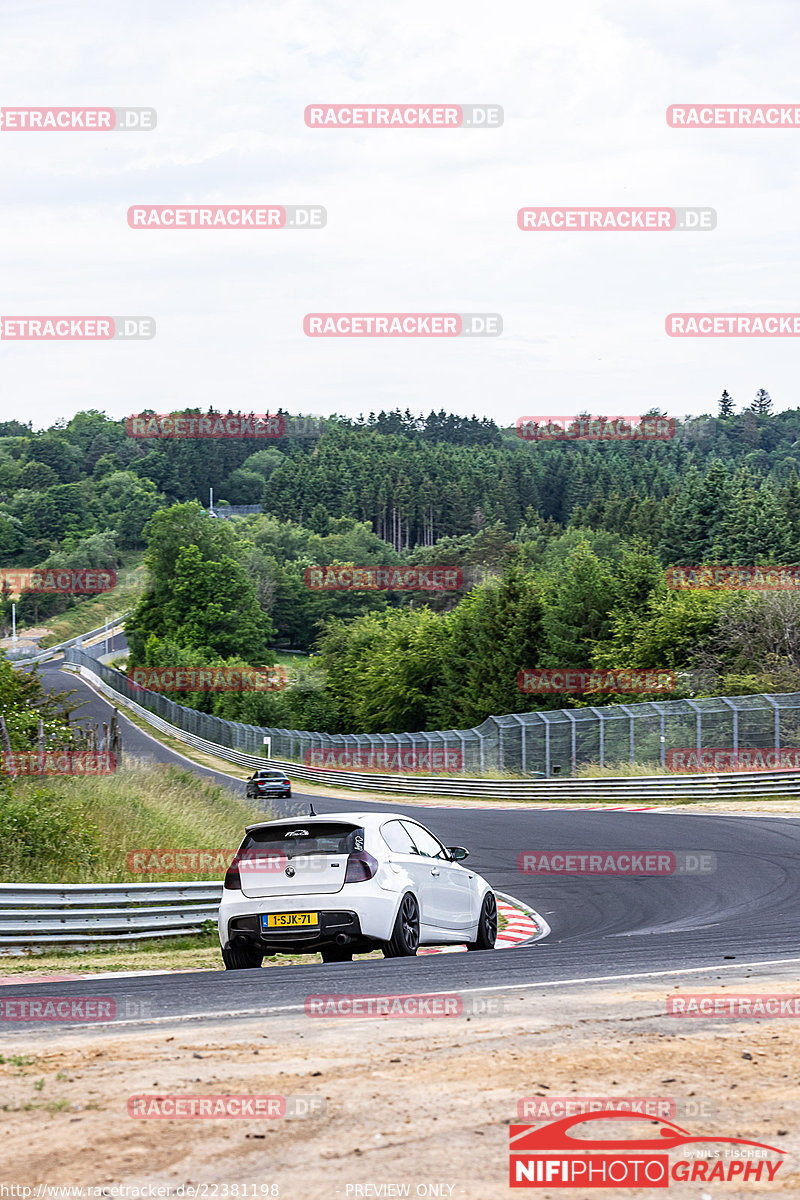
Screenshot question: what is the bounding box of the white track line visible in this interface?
[14,957,800,1033]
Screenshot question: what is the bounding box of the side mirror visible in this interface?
[448,846,469,861]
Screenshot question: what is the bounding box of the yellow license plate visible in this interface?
[264,912,318,928]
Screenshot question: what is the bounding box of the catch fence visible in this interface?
[62,649,800,777]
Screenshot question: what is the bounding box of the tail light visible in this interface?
[344,850,379,883]
[224,856,242,890]
[282,780,290,786]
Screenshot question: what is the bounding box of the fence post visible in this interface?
[764,694,780,752]
[720,698,738,761]
[565,711,577,775]
[510,715,526,774]
[617,704,635,764]
[685,699,702,755]
[649,702,667,767]
[456,730,468,774]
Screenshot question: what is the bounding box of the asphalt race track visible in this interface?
[8,658,800,1031]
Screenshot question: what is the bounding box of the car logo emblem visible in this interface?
[285,866,295,877]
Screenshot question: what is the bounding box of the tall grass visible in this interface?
[0,758,267,883]
[572,760,670,778]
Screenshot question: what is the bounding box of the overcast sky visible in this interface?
[1,0,799,431]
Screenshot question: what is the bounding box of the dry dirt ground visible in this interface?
[1,963,798,1198]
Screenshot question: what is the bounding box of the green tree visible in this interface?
[126,503,273,663]
[719,389,734,417]
[437,566,544,725]
[541,542,617,665]
[751,388,773,415]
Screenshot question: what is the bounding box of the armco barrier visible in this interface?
[0,881,221,950]
[0,884,544,954]
[64,656,800,801]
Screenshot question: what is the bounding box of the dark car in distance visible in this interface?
[246,769,292,799]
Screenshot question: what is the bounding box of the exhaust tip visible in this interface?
[335,933,351,945]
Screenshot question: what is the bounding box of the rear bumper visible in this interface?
[226,909,369,953]
[218,884,399,948]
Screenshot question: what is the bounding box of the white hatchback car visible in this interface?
[218,810,498,968]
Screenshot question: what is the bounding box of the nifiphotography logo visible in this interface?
[508,1110,785,1187]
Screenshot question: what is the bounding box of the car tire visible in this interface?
[382,892,420,957]
[467,891,498,951]
[320,946,353,962]
[222,942,264,970]
[246,786,255,798]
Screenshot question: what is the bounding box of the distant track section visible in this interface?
[8,615,128,665]
[65,658,800,803]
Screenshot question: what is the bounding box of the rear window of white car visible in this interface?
[242,822,364,856]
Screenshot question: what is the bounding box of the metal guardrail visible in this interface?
[67,659,800,801]
[7,615,128,666]
[0,882,222,949]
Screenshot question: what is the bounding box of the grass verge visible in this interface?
[0,933,338,975]
[0,758,264,884]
